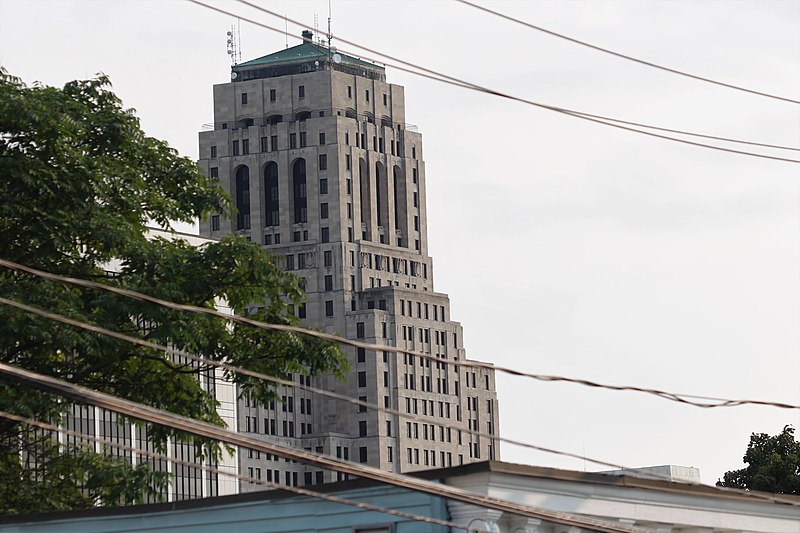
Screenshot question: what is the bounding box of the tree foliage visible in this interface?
[717,425,800,494]
[0,70,346,513]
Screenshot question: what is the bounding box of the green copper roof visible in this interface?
[235,42,382,70]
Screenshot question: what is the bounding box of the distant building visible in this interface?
[198,31,500,489]
[3,461,797,532]
[599,464,702,484]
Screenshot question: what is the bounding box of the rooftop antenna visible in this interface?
[226,23,240,66]
[236,18,242,64]
[284,14,288,48]
[314,14,319,44]
[327,0,332,49]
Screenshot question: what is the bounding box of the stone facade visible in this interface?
[198,33,500,489]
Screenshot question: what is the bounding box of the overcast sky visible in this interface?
[1,0,798,486]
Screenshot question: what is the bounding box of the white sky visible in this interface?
[1,0,798,486]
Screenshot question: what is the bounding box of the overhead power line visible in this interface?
[2,295,797,509]
[0,411,489,533]
[0,362,657,533]
[213,0,800,163]
[2,256,797,411]
[455,0,800,105]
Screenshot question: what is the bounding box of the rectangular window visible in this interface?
[383,93,387,106]
[241,93,248,105]
[325,275,333,291]
[347,86,352,98]
[260,136,268,152]
[209,167,218,178]
[211,215,220,231]
[414,215,419,231]
[325,300,334,317]
[324,250,332,267]
[299,132,307,147]
[298,85,305,98]
[357,347,366,363]
[297,253,306,269]
[358,371,367,387]
[413,168,418,183]
[319,178,328,195]
[242,139,249,155]
[347,202,352,219]
[359,446,367,463]
[413,192,418,207]
[271,135,278,151]
[319,132,325,144]
[298,303,306,318]
[378,138,384,153]
[319,154,327,170]
[269,89,276,102]
[320,203,329,219]
[345,154,351,171]
[365,89,370,102]
[359,420,367,437]
[412,146,416,158]
[321,227,329,243]
[232,140,239,156]
[359,395,367,413]
[210,145,217,158]
[285,254,294,270]
[345,132,350,145]
[356,322,365,338]
[290,133,297,149]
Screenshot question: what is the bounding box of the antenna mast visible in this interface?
[327,0,332,49]
[284,14,288,48]
[226,20,242,66]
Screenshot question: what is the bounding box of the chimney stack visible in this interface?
[302,30,313,43]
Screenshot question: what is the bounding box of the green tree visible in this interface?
[0,70,346,514]
[717,425,800,494]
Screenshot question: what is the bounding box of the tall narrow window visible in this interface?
[292,159,307,223]
[298,85,305,98]
[359,158,371,241]
[242,139,249,155]
[319,132,326,145]
[241,93,248,105]
[290,133,297,149]
[300,132,307,147]
[264,162,279,227]
[232,140,239,156]
[210,145,217,158]
[375,162,389,235]
[365,90,370,102]
[319,154,327,170]
[269,89,276,102]
[235,166,250,230]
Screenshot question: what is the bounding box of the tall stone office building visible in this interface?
[198,32,500,490]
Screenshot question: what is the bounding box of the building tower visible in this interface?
[199,31,500,489]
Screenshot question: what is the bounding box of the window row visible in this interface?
[406,447,457,468]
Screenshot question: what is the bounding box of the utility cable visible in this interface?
[214,0,800,162]
[0,362,658,533]
[455,0,800,106]
[2,293,796,507]
[0,411,489,533]
[2,256,797,411]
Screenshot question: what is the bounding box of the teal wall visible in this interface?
[0,485,450,533]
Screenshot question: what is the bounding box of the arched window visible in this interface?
[264,162,279,227]
[292,159,307,224]
[359,157,371,241]
[267,114,283,125]
[381,116,392,128]
[295,111,311,122]
[345,108,357,120]
[235,165,250,230]
[375,162,389,242]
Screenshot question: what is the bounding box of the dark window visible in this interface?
[232,140,240,156]
[325,275,333,291]
[318,179,328,197]
[365,89,370,102]
[379,138,384,153]
[235,166,250,230]
[358,395,367,413]
[345,132,350,145]
[358,371,367,387]
[292,159,307,223]
[270,135,278,151]
[324,250,332,266]
[269,89,276,102]
[210,145,217,158]
[260,136,268,152]
[211,215,220,231]
[242,139,249,155]
[356,322,365,338]
[318,154,327,170]
[412,146,416,158]
[321,227,329,243]
[297,253,306,269]
[290,133,297,149]
[359,446,367,463]
[325,300,334,317]
[357,347,365,363]
[264,162,279,227]
[285,255,294,270]
[347,86,352,98]
[210,167,218,178]
[319,132,325,144]
[293,231,301,242]
[413,192,418,207]
[345,154,351,171]
[320,203,329,219]
[298,85,305,98]
[241,93,248,105]
[413,168,418,183]
[383,93,387,105]
[359,421,367,437]
[298,303,306,318]
[300,132,307,148]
